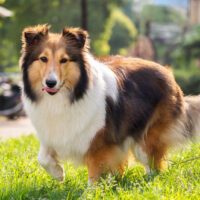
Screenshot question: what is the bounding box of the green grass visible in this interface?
[1,135,200,200]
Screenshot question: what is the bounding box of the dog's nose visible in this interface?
[46,79,57,88]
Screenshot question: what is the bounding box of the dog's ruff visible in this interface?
[23,55,118,165]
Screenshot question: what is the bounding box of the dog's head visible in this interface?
[20,24,89,102]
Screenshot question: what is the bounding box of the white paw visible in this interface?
[51,164,65,182]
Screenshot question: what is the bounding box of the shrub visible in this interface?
[174,69,200,95]
[93,9,137,56]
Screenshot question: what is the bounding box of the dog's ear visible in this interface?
[22,24,50,47]
[62,27,89,49]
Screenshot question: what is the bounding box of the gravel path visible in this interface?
[0,117,35,140]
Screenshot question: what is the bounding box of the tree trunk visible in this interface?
[81,0,88,30]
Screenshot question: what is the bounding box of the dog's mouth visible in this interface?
[42,81,65,95]
[42,87,59,95]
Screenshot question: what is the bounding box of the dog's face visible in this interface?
[20,25,89,101]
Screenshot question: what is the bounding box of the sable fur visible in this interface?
[20,25,200,184]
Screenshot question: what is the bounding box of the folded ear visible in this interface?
[62,27,89,49]
[22,24,50,47]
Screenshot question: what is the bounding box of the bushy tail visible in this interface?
[183,95,200,140]
[165,95,200,146]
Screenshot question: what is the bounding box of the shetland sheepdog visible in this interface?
[20,24,200,184]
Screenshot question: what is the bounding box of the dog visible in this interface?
[20,24,200,184]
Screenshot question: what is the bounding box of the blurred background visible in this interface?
[0,0,200,96]
[0,0,200,136]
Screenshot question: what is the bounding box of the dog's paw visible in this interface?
[51,164,65,182]
[55,174,65,182]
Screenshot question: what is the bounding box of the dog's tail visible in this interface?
[164,95,200,146]
[184,95,200,139]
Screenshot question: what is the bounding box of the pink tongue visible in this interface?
[42,87,58,93]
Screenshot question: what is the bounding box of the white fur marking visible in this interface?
[86,54,118,102]
[133,144,150,174]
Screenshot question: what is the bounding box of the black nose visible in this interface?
[46,79,57,88]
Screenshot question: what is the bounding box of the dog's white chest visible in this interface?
[23,89,106,164]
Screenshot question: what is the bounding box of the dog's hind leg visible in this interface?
[132,123,168,174]
[85,145,128,185]
[37,145,65,182]
[133,141,166,174]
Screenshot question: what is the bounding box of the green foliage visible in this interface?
[0,0,79,72]
[172,25,200,75]
[0,39,18,72]
[1,0,81,51]
[93,9,137,56]
[141,5,185,25]
[109,9,137,55]
[174,68,200,95]
[184,26,200,47]
[1,135,200,199]
[87,0,126,39]
[0,0,128,71]
[180,25,200,59]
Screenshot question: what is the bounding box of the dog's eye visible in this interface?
[60,58,68,64]
[40,56,48,63]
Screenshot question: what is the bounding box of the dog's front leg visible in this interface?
[37,146,65,182]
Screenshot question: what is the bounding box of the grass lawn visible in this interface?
[1,135,200,200]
